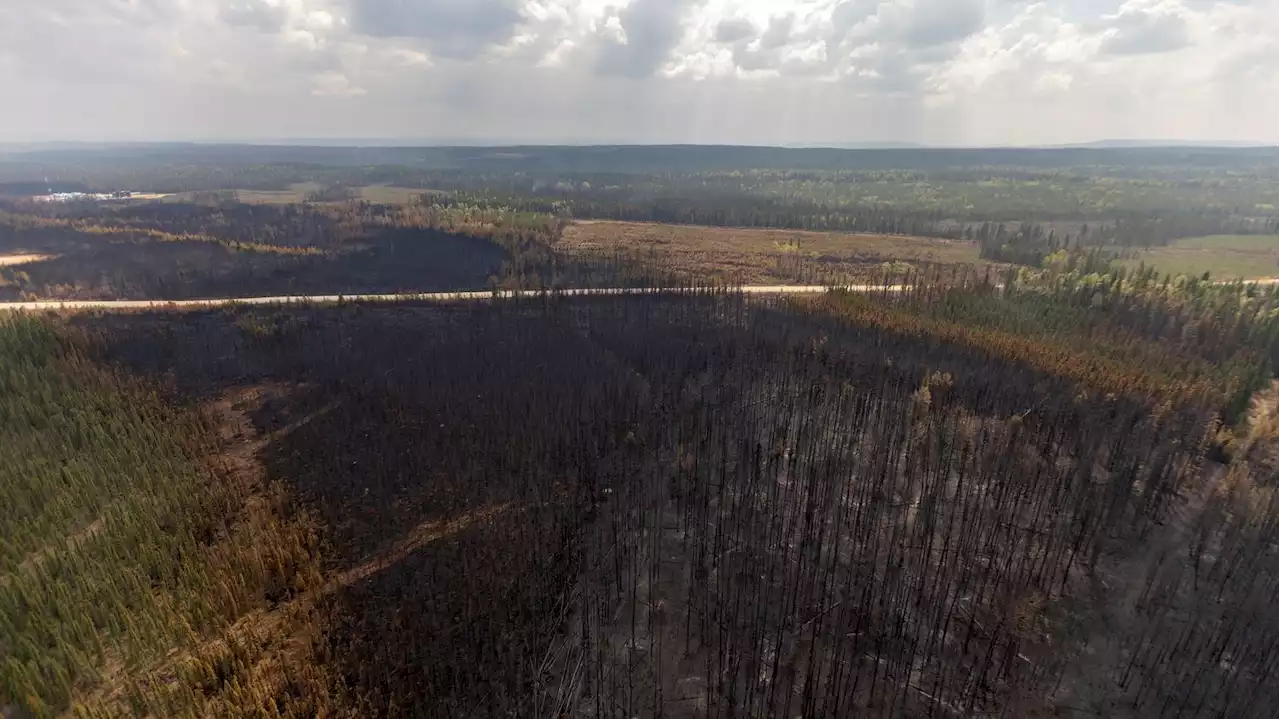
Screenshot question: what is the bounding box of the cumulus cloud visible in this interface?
[347,0,525,58]
[1096,0,1191,55]
[807,0,990,94]
[715,17,757,44]
[221,0,291,33]
[312,70,366,95]
[760,15,795,50]
[0,0,1273,144]
[593,0,707,78]
[896,0,986,49]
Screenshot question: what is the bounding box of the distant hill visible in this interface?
[1,142,1275,179]
[784,141,927,149]
[1053,139,1277,149]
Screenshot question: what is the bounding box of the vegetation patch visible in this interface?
[559,220,985,285]
[1117,234,1279,280]
[0,317,331,718]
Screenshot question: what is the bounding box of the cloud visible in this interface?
[1096,0,1191,55]
[812,0,988,95]
[715,17,757,44]
[347,0,525,58]
[0,0,1273,145]
[220,0,291,33]
[723,14,807,75]
[889,0,985,49]
[311,70,366,95]
[760,15,795,50]
[824,0,985,54]
[594,0,706,78]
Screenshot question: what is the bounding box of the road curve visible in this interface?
[0,285,911,313]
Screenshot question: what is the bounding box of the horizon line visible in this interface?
[1,138,1276,150]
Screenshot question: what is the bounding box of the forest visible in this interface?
[1,143,1275,276]
[2,264,1276,717]
[1,144,1277,718]
[0,191,1274,301]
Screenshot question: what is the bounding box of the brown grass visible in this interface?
[559,220,985,284]
[356,185,432,204]
[1232,379,1279,470]
[173,185,430,206]
[1117,235,1279,281]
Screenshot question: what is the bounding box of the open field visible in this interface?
[182,184,429,205]
[560,220,987,284]
[226,182,321,204]
[1117,234,1279,280]
[356,185,430,204]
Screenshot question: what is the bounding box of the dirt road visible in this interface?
[0,254,53,266]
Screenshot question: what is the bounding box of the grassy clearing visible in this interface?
[356,185,430,204]
[229,182,322,204]
[173,185,430,206]
[1118,234,1278,280]
[559,220,985,284]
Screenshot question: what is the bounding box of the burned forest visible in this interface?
[1,142,1277,719]
[3,269,1271,719]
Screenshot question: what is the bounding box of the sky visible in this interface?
[0,0,1276,146]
